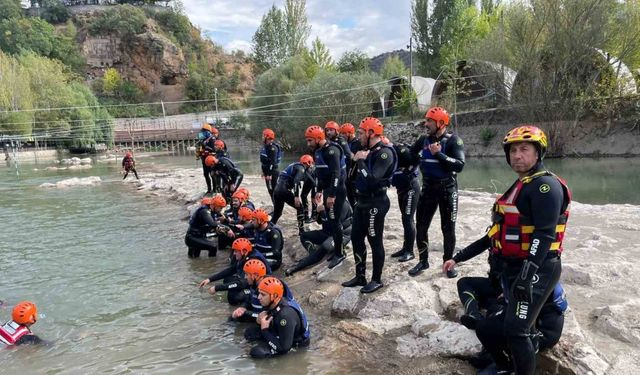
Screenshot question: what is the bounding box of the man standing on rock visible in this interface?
[408,107,465,278]
[260,129,283,203]
[342,117,396,294]
[443,125,571,375]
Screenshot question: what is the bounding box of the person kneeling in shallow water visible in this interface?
[0,301,43,346]
[244,277,310,359]
[230,259,270,323]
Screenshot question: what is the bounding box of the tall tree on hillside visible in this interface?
[410,0,431,76]
[337,49,370,73]
[309,37,334,69]
[252,0,310,73]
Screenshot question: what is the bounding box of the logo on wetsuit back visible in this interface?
[529,238,540,256]
[516,301,529,320]
[539,184,551,193]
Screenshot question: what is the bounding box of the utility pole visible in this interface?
[214,87,219,124]
[408,37,414,119]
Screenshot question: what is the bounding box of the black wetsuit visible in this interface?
[391,143,420,257]
[244,300,310,358]
[314,141,347,261]
[350,140,396,284]
[217,202,256,250]
[346,137,363,206]
[260,141,282,202]
[254,222,284,271]
[199,135,216,193]
[122,156,139,180]
[213,157,243,201]
[205,250,271,305]
[287,204,353,275]
[271,162,314,231]
[185,205,219,258]
[300,169,318,221]
[410,132,465,264]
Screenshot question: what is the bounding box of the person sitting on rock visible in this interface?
[0,301,42,346]
[185,195,226,258]
[243,277,310,359]
[198,238,271,306]
[122,152,139,180]
[230,259,271,323]
[285,194,353,276]
[252,209,284,271]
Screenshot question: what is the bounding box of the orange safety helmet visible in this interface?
[237,187,250,199]
[204,155,218,167]
[211,127,220,137]
[263,128,275,140]
[232,189,248,202]
[252,208,270,225]
[232,238,253,256]
[201,197,213,206]
[339,123,355,136]
[305,125,325,141]
[243,259,268,278]
[210,194,227,209]
[359,117,384,136]
[299,154,314,168]
[238,206,254,222]
[12,301,37,325]
[125,152,132,158]
[503,125,548,163]
[425,107,450,128]
[258,277,284,305]
[324,121,340,131]
[201,124,213,132]
[214,140,225,149]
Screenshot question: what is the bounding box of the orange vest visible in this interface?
[488,171,571,259]
[0,321,30,346]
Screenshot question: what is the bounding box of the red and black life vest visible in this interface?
[0,321,30,346]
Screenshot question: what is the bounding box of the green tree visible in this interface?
[380,55,408,80]
[89,5,147,39]
[337,49,370,73]
[284,0,310,57]
[103,68,123,95]
[410,0,430,75]
[0,0,22,21]
[308,36,334,69]
[40,0,71,24]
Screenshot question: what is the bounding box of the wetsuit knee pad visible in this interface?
[250,343,275,359]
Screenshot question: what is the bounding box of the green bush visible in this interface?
[40,0,71,24]
[479,127,498,146]
[0,0,22,22]
[89,5,147,38]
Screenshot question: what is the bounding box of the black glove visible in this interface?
[511,260,539,303]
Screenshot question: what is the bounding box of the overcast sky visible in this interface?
[183,0,412,60]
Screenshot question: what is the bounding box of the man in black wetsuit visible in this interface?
[389,142,420,263]
[196,124,217,194]
[121,152,139,180]
[443,125,571,375]
[252,208,284,271]
[339,122,360,207]
[206,155,244,201]
[271,155,315,233]
[408,106,465,278]
[185,195,227,258]
[341,117,396,294]
[243,277,310,359]
[230,259,270,323]
[260,128,283,203]
[305,125,348,269]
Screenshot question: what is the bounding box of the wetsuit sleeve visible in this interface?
[356,148,395,186]
[214,278,249,292]
[324,146,342,197]
[122,158,126,167]
[200,210,218,230]
[340,139,353,162]
[203,138,215,152]
[266,230,283,264]
[410,135,425,164]
[261,145,278,174]
[435,134,465,173]
[292,166,306,196]
[207,265,235,282]
[15,334,42,345]
[524,177,564,267]
[260,308,298,354]
[453,236,491,263]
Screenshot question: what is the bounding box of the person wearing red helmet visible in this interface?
[442,125,570,375]
[197,123,218,194]
[304,124,348,269]
[325,121,354,172]
[260,128,283,203]
[230,259,271,323]
[185,195,227,258]
[199,238,272,305]
[243,277,310,359]
[0,301,42,346]
[271,155,316,233]
[209,154,244,202]
[341,117,397,294]
[408,107,465,278]
[121,151,139,180]
[217,190,255,251]
[252,209,284,271]
[213,139,230,159]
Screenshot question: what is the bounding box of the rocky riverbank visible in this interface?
[126,165,640,375]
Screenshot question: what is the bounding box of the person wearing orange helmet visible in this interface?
[217,192,256,251]
[230,259,272,322]
[260,128,283,203]
[270,154,316,232]
[185,195,227,258]
[197,124,218,194]
[213,139,230,159]
[304,124,348,268]
[340,122,362,206]
[121,151,139,180]
[251,208,284,271]
[199,238,272,305]
[210,154,243,202]
[0,301,42,346]
[341,117,397,293]
[407,106,465,278]
[243,277,310,358]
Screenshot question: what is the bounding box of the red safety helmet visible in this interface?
[325,121,340,131]
[12,301,37,325]
[125,152,132,158]
[232,238,253,257]
[243,259,267,278]
[253,208,270,225]
[232,189,248,202]
[237,187,250,199]
[238,206,254,222]
[210,194,227,209]
[263,128,275,140]
[305,125,325,141]
[204,155,217,167]
[201,197,213,206]
[359,117,384,136]
[258,277,284,305]
[211,127,219,137]
[214,140,225,149]
[299,154,314,168]
[425,107,450,128]
[339,123,355,136]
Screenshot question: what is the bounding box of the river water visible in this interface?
[1,153,638,374]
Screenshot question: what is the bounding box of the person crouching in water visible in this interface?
[122,152,139,180]
[185,195,226,258]
[0,301,42,346]
[230,259,270,323]
[244,277,310,359]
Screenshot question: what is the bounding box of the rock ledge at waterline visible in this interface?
[128,167,640,375]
